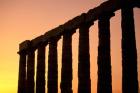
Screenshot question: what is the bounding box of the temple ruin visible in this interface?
[17,0,140,93]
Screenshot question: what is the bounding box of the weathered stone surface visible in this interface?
[97,12,114,93]
[47,37,60,93]
[78,22,93,93]
[19,40,30,52]
[61,30,76,93]
[36,45,46,93]
[18,52,27,93]
[99,0,121,12]
[26,49,35,93]
[31,35,47,48]
[86,0,139,23]
[44,25,64,39]
[86,6,102,23]
[86,0,118,22]
[63,15,84,30]
[121,3,138,93]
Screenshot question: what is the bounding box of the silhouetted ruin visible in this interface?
[61,30,75,93]
[17,0,140,93]
[97,12,114,93]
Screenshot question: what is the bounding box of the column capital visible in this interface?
[31,35,48,49]
[80,13,94,28]
[18,50,27,55]
[18,40,36,55]
[63,29,76,37]
[80,21,94,29]
[98,12,115,20]
[18,40,30,54]
[48,35,61,44]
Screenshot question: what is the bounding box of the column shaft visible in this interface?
[18,52,27,93]
[27,50,35,93]
[97,13,114,93]
[121,3,138,93]
[61,31,75,93]
[48,38,59,93]
[36,45,46,93]
[78,22,92,93]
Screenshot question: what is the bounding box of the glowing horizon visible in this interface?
[0,0,140,93]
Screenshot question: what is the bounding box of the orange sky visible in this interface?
[0,0,140,93]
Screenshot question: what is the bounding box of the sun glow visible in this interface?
[0,1,140,93]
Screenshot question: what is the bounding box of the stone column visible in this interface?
[97,13,114,93]
[78,22,93,93]
[27,48,35,93]
[36,44,46,93]
[47,36,60,93]
[18,51,27,93]
[60,30,75,93]
[121,2,138,93]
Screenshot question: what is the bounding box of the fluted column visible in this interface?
[60,30,75,93]
[97,13,114,93]
[121,2,138,93]
[27,48,35,93]
[48,36,60,93]
[78,22,93,93]
[18,51,27,93]
[36,44,46,93]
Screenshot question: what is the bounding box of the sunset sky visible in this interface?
[0,0,140,93]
